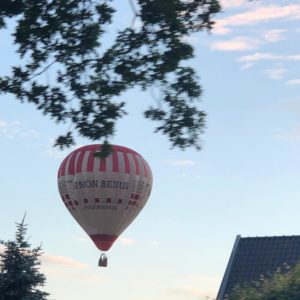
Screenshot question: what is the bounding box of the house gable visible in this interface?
[217,235,300,299]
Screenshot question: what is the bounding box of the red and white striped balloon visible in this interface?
[57,144,153,252]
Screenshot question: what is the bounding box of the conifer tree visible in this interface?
[0,217,49,300]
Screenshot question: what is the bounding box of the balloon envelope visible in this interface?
[57,144,153,251]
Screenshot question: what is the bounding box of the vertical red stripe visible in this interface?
[133,154,141,175]
[99,158,106,172]
[68,152,77,175]
[60,154,71,176]
[112,150,119,172]
[123,151,130,174]
[87,150,95,172]
[142,159,148,178]
[115,145,138,156]
[57,165,62,177]
[59,145,149,177]
[76,151,85,173]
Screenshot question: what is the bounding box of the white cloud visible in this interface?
[240,62,254,70]
[43,268,109,282]
[220,0,248,9]
[0,120,7,128]
[262,68,286,80]
[286,79,300,85]
[69,273,104,282]
[213,26,232,35]
[181,35,200,46]
[287,99,300,114]
[118,237,136,246]
[148,240,159,247]
[275,125,300,142]
[117,237,159,247]
[212,23,230,35]
[238,52,300,62]
[210,36,260,51]
[44,141,83,159]
[263,29,287,42]
[168,274,220,299]
[164,160,196,166]
[44,147,70,159]
[211,29,286,52]
[73,235,89,243]
[214,5,300,34]
[238,52,278,62]
[169,286,215,299]
[42,253,90,269]
[19,129,39,139]
[41,253,111,284]
[132,279,158,287]
[0,120,40,139]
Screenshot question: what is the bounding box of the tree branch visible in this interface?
[29,60,57,80]
[128,0,138,28]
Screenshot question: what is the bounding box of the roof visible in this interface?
[217,235,300,300]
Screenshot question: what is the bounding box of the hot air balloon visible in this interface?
[57,144,153,267]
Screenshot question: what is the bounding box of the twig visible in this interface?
[29,60,57,80]
[129,0,138,28]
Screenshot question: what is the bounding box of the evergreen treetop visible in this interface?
[0,216,49,300]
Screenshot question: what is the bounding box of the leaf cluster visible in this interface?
[0,0,220,149]
[227,263,300,300]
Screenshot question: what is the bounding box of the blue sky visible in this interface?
[1,0,300,299]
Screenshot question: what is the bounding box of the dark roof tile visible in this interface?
[217,235,300,299]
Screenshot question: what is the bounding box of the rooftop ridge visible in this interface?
[240,235,300,239]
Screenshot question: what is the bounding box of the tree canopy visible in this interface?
[0,216,49,300]
[0,0,221,150]
[227,263,300,300]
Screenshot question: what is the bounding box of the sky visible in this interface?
[1,0,300,299]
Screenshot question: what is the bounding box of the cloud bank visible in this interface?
[42,253,90,269]
[214,4,300,34]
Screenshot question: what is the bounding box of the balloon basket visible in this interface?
[98,253,108,267]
